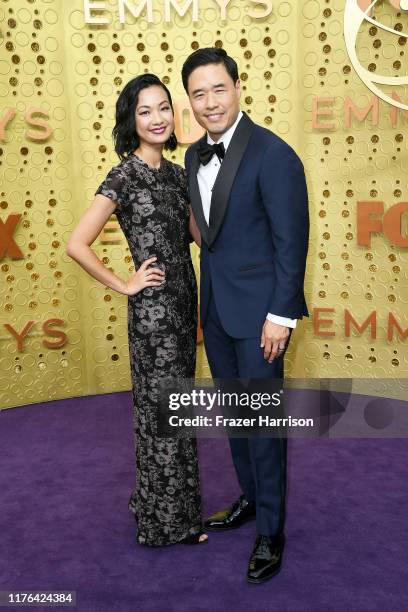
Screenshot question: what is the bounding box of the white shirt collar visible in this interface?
[207,110,243,151]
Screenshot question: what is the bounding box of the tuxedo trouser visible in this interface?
[203,290,288,537]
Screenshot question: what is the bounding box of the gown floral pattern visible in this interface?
[96,153,202,546]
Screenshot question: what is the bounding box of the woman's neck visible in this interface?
[133,144,163,169]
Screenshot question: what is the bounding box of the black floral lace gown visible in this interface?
[96,153,202,546]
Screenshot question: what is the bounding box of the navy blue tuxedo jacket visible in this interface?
[185,112,309,339]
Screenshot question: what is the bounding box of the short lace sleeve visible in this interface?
[95,164,129,211]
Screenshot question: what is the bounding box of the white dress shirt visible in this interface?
[197,110,297,329]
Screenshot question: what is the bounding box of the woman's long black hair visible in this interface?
[112,74,177,160]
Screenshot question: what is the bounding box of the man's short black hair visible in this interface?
[181,47,239,92]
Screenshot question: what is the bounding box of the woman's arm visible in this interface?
[66,194,164,295]
[189,206,201,248]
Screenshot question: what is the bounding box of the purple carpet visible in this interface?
[1,392,407,611]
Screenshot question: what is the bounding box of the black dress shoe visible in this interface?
[204,495,256,531]
[247,533,285,584]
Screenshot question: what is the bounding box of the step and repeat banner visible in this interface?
[0,0,407,409]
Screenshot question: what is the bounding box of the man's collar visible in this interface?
[207,110,243,150]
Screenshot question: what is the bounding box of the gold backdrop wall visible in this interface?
[0,0,407,409]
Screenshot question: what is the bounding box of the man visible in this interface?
[182,48,309,583]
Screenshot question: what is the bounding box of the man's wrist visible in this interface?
[267,313,297,328]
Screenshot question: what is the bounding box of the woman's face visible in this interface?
[134,85,175,148]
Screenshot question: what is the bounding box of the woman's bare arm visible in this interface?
[66,194,164,295]
[189,206,201,248]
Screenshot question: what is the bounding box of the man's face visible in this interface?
[186,63,241,141]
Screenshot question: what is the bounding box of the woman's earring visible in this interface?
[167,132,177,150]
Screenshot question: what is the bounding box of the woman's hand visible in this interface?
[123,256,165,295]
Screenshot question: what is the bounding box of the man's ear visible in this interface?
[235,79,241,98]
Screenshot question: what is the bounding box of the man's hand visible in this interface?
[260,320,290,363]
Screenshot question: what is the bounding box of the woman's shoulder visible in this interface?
[103,155,136,181]
[166,159,187,180]
[114,155,136,171]
[95,156,134,204]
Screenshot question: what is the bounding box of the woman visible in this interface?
[66,74,206,546]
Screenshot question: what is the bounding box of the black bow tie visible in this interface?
[197,141,225,165]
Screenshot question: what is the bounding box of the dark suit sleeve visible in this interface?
[259,143,309,319]
[184,146,192,173]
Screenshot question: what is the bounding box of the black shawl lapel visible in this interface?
[208,112,254,248]
[187,133,209,244]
